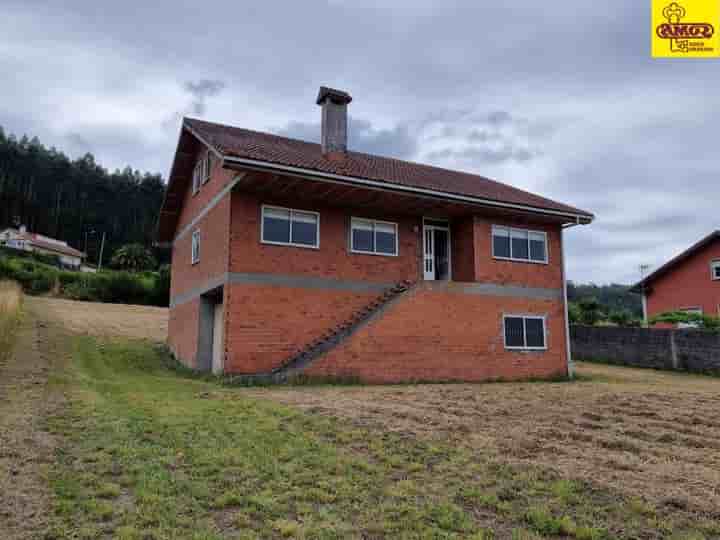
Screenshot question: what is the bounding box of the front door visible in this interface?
[423,226,435,280]
[423,220,451,281]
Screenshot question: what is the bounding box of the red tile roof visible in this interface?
[184,118,593,220]
[19,233,85,258]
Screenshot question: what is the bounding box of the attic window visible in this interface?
[711,260,720,281]
[202,152,212,184]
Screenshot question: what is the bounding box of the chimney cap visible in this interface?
[316,86,352,106]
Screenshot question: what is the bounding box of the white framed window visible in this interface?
[192,161,202,195]
[503,315,547,350]
[191,229,200,265]
[711,260,720,281]
[202,152,212,184]
[261,205,319,249]
[492,225,548,263]
[350,218,398,256]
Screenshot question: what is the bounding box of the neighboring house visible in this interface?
[0,225,86,269]
[157,86,594,383]
[631,231,720,324]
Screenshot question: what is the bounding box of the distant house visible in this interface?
[631,231,720,324]
[0,225,86,269]
[157,86,594,383]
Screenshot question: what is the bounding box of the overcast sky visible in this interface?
[2,1,717,284]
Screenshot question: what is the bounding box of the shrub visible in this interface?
[649,311,720,331]
[110,244,157,272]
[0,254,169,306]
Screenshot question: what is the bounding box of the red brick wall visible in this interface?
[168,144,232,367]
[167,298,200,368]
[646,239,720,319]
[472,217,563,289]
[305,283,568,383]
[229,191,422,284]
[451,216,476,281]
[175,148,235,232]
[224,283,378,373]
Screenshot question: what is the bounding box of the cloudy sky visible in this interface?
[2,1,718,284]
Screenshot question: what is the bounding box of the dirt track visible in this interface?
[0,299,68,538]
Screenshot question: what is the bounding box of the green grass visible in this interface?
[44,336,716,539]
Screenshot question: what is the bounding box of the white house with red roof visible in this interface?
[0,225,86,269]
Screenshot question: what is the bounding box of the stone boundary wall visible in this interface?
[571,325,720,374]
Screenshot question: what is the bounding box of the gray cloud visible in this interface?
[183,79,226,116]
[1,0,719,284]
[278,116,418,159]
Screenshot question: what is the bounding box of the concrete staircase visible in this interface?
[226,280,415,384]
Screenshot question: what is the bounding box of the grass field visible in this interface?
[3,297,720,539]
[0,280,22,361]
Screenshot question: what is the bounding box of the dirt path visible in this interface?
[0,298,69,539]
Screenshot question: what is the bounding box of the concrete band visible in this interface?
[170,273,562,307]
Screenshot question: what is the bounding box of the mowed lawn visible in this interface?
[14,298,720,539]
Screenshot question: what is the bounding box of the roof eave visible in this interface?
[221,154,594,225]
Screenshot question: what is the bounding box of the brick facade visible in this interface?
[306,283,568,383]
[166,141,573,382]
[644,239,720,319]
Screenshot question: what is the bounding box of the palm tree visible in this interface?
[110,244,157,273]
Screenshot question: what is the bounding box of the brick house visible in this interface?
[631,231,720,324]
[157,87,593,383]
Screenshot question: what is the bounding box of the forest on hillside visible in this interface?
[0,126,166,265]
[567,281,642,318]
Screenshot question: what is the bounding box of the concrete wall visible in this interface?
[571,325,720,374]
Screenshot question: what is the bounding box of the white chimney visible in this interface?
[316,86,352,155]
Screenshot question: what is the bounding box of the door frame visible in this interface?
[422,218,452,281]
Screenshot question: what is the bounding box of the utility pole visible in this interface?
[639,264,651,325]
[97,232,106,271]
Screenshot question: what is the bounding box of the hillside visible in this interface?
[0,126,165,263]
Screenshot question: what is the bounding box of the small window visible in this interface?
[711,260,720,281]
[261,205,319,248]
[191,230,200,265]
[202,153,212,184]
[503,315,547,350]
[350,218,398,256]
[192,162,201,195]
[493,226,547,263]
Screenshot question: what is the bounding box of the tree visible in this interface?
[577,297,604,326]
[110,244,157,272]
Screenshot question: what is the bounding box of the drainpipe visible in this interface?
[561,221,579,378]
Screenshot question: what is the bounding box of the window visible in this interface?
[711,260,720,280]
[191,230,200,264]
[503,315,547,350]
[192,161,202,195]
[202,152,212,184]
[261,205,319,248]
[350,218,398,256]
[492,226,547,263]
